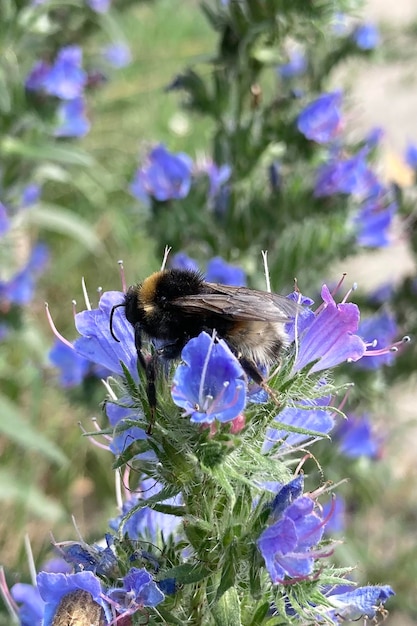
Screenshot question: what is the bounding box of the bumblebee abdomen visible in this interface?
[225,320,287,365]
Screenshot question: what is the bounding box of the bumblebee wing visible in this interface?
[172,283,301,322]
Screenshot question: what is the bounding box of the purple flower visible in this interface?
[353,23,380,50]
[278,49,307,79]
[106,567,164,616]
[327,585,394,621]
[297,92,343,144]
[54,97,90,138]
[171,331,246,424]
[315,149,380,198]
[21,183,42,207]
[405,142,417,168]
[291,285,366,374]
[87,0,111,12]
[205,257,246,286]
[130,144,193,203]
[74,290,137,379]
[354,198,396,247]
[336,414,382,459]
[0,202,10,236]
[37,571,110,626]
[357,310,398,368]
[102,43,132,68]
[263,394,335,453]
[258,475,328,582]
[11,583,44,626]
[43,46,87,100]
[49,340,90,387]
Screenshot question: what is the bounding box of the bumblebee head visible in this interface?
[109,285,142,342]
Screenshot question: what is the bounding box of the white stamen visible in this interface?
[160,246,172,271]
[24,534,37,587]
[261,250,271,293]
[81,277,92,311]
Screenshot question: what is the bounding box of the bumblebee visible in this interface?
[110,268,299,415]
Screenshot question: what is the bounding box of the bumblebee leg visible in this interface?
[133,323,147,371]
[238,357,281,407]
[133,323,157,432]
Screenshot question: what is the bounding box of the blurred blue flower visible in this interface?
[337,414,381,459]
[54,97,90,138]
[56,537,118,577]
[87,0,111,12]
[171,331,246,424]
[49,340,90,387]
[43,46,87,100]
[258,475,328,582]
[278,49,307,79]
[357,310,398,368]
[106,567,164,616]
[205,256,246,286]
[130,144,193,203]
[405,142,417,168]
[323,496,345,534]
[102,43,132,68]
[291,285,366,373]
[0,242,49,306]
[21,183,42,207]
[263,394,335,452]
[353,23,380,50]
[368,282,395,305]
[37,571,110,626]
[297,92,343,144]
[327,585,394,621]
[0,202,10,236]
[204,162,231,199]
[109,478,181,542]
[74,290,137,379]
[105,399,148,456]
[25,60,51,91]
[170,252,200,271]
[315,149,380,198]
[11,583,44,626]
[354,198,396,247]
[331,12,349,37]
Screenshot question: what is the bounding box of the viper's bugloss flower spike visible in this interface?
[171,331,246,424]
[297,91,343,144]
[130,144,193,203]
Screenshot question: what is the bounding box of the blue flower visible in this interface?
[327,585,394,621]
[171,331,246,424]
[105,400,148,456]
[263,394,335,452]
[314,149,380,198]
[55,537,118,577]
[11,583,44,626]
[357,310,398,368]
[170,252,200,272]
[405,142,417,168]
[54,97,90,138]
[21,183,42,207]
[353,23,380,50]
[130,144,193,203]
[205,256,246,286]
[0,243,49,306]
[37,571,110,626]
[278,49,307,79]
[203,162,232,199]
[291,285,366,373]
[106,567,164,616]
[323,496,345,534]
[87,0,111,12]
[336,414,381,459]
[354,198,396,248]
[25,60,51,91]
[0,202,10,236]
[102,43,132,68]
[258,475,328,582]
[109,478,181,542]
[297,92,343,144]
[74,290,137,379]
[43,46,87,100]
[49,340,90,387]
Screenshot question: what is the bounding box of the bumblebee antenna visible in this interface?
[109,303,125,342]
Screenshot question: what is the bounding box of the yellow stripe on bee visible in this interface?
[140,271,163,305]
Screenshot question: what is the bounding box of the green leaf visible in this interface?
[0,469,64,521]
[22,205,104,253]
[211,586,242,626]
[163,563,211,584]
[0,137,95,167]
[0,395,67,465]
